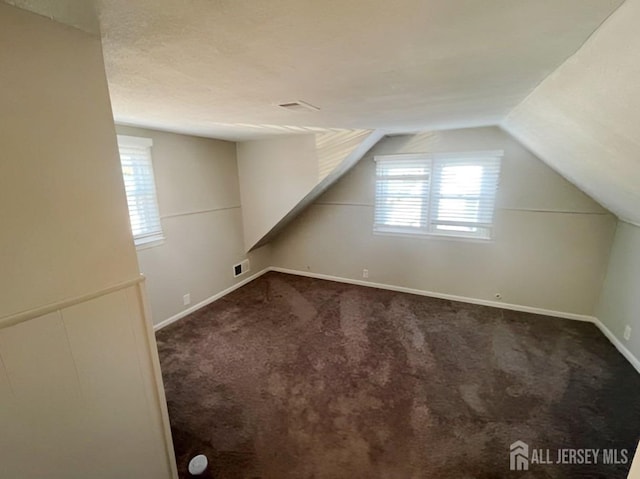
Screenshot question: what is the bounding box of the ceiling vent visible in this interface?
[278,100,320,112]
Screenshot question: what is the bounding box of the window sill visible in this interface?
[134,235,165,251]
[373,228,493,243]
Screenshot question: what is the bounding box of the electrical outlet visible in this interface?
[624,325,632,341]
[362,269,369,279]
[183,293,191,306]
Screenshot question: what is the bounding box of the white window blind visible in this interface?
[374,156,431,233]
[374,151,502,240]
[117,135,164,246]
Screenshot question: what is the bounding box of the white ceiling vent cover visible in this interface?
[278,100,320,112]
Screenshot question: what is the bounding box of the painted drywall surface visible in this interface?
[237,134,318,251]
[597,222,640,359]
[0,4,138,319]
[117,126,271,325]
[251,129,386,250]
[0,6,174,479]
[2,0,100,33]
[270,127,615,316]
[99,0,622,139]
[503,0,640,226]
[0,286,173,479]
[316,129,373,181]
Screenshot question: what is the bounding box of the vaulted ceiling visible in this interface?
[5,0,640,227]
[503,0,640,227]
[96,0,622,140]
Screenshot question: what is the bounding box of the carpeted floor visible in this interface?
[156,272,640,478]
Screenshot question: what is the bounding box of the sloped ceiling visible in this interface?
[316,129,376,181]
[8,0,637,229]
[1,0,99,34]
[96,0,623,140]
[237,129,385,251]
[252,129,386,250]
[503,0,640,226]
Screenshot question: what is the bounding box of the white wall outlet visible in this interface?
[362,269,369,279]
[495,293,502,300]
[624,325,632,341]
[183,293,191,306]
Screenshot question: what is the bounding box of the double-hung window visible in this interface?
[117,135,164,247]
[374,151,502,240]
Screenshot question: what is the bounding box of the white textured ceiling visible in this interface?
[503,0,640,226]
[7,0,638,226]
[97,0,623,140]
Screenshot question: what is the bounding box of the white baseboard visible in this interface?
[153,268,270,331]
[152,265,640,375]
[271,267,640,374]
[592,317,640,374]
[269,267,596,322]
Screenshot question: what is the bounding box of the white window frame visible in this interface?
[373,150,503,240]
[117,135,164,248]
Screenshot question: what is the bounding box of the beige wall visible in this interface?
[0,6,175,479]
[116,126,271,326]
[270,127,616,316]
[0,5,139,319]
[237,134,318,251]
[597,221,640,358]
[0,283,174,479]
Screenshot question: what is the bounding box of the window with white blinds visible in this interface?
[117,135,164,246]
[374,151,502,239]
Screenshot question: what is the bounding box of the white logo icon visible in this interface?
[510,440,529,471]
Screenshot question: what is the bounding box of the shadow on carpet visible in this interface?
[156,272,640,478]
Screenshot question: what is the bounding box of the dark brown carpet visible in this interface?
[156,272,640,478]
